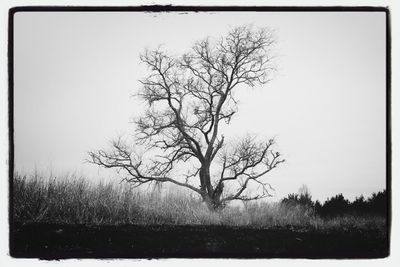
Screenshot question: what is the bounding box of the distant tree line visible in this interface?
[281,186,387,217]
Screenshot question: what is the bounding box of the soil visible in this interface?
[10,222,388,259]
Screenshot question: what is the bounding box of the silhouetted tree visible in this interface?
[350,195,368,215]
[320,194,350,217]
[367,190,387,216]
[281,185,313,208]
[88,25,284,210]
[314,200,322,214]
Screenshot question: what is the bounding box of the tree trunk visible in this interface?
[199,163,225,210]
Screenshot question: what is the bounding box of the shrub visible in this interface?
[319,193,350,217]
[281,185,314,209]
[367,190,387,216]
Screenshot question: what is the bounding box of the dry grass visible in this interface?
[12,173,386,232]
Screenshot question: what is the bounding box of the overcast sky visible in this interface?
[13,11,386,201]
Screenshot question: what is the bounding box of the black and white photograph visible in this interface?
[8,5,390,260]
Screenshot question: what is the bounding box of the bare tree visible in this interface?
[88,25,285,210]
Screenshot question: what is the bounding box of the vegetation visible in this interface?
[13,173,386,233]
[281,185,387,218]
[88,25,284,210]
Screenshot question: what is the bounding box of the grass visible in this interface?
[12,172,386,232]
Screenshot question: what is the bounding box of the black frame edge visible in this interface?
[8,7,15,258]
[8,5,389,13]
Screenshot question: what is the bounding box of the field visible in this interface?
[11,173,389,259]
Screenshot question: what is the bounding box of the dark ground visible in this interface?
[10,222,389,259]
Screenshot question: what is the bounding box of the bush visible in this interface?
[349,195,369,215]
[367,190,387,216]
[281,185,314,210]
[315,191,388,218]
[319,194,350,217]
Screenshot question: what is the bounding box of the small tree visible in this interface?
[321,194,350,217]
[350,195,368,215]
[281,185,313,208]
[88,25,284,210]
[367,190,387,216]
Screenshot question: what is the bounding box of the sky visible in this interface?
[13,11,387,202]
